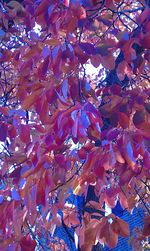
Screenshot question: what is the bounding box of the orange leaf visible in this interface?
[111,217,130,237]
[81,220,99,251]
[63,207,80,227]
[99,221,118,248]
[127,195,138,212]
[22,89,42,110]
[107,224,118,248]
[45,38,60,46]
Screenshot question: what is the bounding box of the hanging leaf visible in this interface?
[142,216,150,237]
[111,217,130,237]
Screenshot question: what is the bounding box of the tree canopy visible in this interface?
[0,0,150,250]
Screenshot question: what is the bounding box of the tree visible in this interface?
[0,0,150,250]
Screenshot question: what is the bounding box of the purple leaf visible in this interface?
[0,29,5,37]
[42,46,51,59]
[45,134,53,146]
[48,3,56,16]
[30,31,39,41]
[20,165,30,176]
[126,141,135,163]
[0,195,3,204]
[56,91,68,105]
[84,102,99,118]
[11,188,20,201]
[81,111,90,128]
[107,129,120,141]
[122,32,129,41]
[79,42,96,55]
[0,122,7,142]
[62,79,68,99]
[41,56,50,76]
[52,46,60,64]
[9,109,26,117]
[85,82,91,92]
[19,179,26,189]
[0,180,4,190]
[71,111,78,138]
[44,162,49,169]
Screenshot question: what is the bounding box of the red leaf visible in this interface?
[35,0,49,16]
[8,125,17,139]
[90,54,101,68]
[119,112,129,129]
[142,216,150,237]
[81,220,100,251]
[39,99,49,123]
[63,207,80,227]
[20,235,36,251]
[66,17,78,32]
[77,6,86,19]
[107,224,118,248]
[137,7,150,24]
[78,148,87,160]
[36,177,46,206]
[119,168,134,185]
[133,110,146,128]
[74,45,89,64]
[20,124,31,144]
[105,0,115,9]
[101,54,115,70]
[38,56,50,79]
[20,59,33,77]
[99,221,118,248]
[94,165,104,179]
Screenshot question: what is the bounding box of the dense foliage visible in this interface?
[0,0,150,250]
